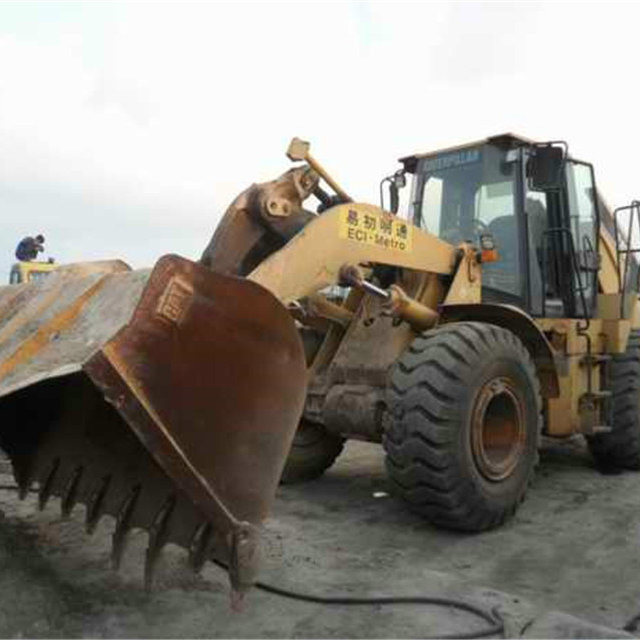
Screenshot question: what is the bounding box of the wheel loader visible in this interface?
[202,133,640,532]
[0,133,638,603]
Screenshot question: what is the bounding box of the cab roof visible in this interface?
[399,133,538,173]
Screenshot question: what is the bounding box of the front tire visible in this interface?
[383,322,541,531]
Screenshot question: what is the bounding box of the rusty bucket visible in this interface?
[0,255,306,595]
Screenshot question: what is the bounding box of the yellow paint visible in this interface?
[444,246,482,304]
[250,204,453,304]
[535,317,630,354]
[0,281,68,347]
[0,276,108,382]
[0,260,133,367]
[10,261,58,285]
[338,208,412,252]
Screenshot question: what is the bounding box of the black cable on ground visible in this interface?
[253,582,504,640]
[215,560,504,640]
[0,483,503,637]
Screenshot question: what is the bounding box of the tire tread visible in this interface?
[383,321,541,531]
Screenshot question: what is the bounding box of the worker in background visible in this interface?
[15,234,45,262]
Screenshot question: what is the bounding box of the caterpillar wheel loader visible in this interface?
[1,133,638,604]
[202,133,640,532]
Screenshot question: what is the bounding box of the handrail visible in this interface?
[613,200,640,316]
[540,227,591,329]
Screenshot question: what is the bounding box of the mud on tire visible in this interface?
[383,322,541,531]
[588,330,640,470]
[280,421,344,484]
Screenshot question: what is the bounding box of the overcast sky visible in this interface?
[1,1,639,279]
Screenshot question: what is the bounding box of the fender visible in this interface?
[439,303,559,398]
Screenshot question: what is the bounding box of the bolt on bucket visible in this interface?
[0,254,306,597]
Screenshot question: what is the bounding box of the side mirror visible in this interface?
[389,182,399,214]
[528,145,565,191]
[382,170,406,214]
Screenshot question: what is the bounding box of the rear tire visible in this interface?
[588,330,640,470]
[383,322,541,531]
[280,421,344,484]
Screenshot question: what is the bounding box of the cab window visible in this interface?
[411,144,521,303]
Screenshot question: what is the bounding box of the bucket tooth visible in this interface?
[188,521,212,574]
[61,466,83,518]
[15,465,33,501]
[38,458,60,511]
[144,495,176,591]
[85,475,111,535]
[17,479,30,501]
[111,484,140,571]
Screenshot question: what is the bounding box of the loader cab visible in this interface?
[403,134,600,320]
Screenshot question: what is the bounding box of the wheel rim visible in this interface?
[470,377,526,481]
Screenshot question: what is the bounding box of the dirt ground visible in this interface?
[0,436,640,638]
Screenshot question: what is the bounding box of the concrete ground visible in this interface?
[0,436,639,638]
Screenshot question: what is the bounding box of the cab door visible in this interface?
[525,146,599,319]
[564,160,599,318]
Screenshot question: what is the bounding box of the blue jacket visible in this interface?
[15,237,43,262]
